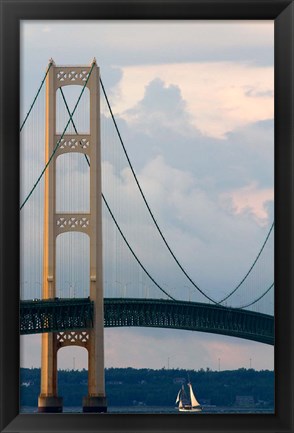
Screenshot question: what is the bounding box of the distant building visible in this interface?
[235,395,255,407]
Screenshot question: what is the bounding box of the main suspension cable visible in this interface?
[237,283,274,309]
[100,77,274,305]
[218,221,274,304]
[102,194,175,301]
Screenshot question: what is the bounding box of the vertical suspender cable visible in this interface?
[20,62,53,132]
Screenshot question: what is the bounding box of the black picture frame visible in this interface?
[0,0,293,432]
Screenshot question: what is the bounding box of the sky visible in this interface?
[20,21,274,372]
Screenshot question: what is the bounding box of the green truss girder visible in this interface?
[20,298,274,345]
[20,298,94,335]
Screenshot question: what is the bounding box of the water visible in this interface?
[21,406,274,414]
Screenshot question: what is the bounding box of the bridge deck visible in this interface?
[20,298,274,345]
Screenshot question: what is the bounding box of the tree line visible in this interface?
[20,367,274,408]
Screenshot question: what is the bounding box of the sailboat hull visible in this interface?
[178,406,202,412]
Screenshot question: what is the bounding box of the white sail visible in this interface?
[188,383,200,407]
[175,389,181,404]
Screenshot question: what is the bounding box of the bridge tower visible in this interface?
[38,59,107,413]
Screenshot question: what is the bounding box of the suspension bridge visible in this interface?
[20,59,274,412]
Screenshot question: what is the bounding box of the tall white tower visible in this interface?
[38,59,107,413]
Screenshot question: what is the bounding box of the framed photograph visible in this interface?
[0,1,293,432]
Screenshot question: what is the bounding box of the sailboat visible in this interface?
[175,382,202,412]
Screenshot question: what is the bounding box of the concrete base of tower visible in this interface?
[82,396,107,413]
[38,395,63,413]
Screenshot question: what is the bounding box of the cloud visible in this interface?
[220,182,274,225]
[99,148,274,306]
[124,78,194,137]
[97,74,274,309]
[20,20,273,134]
[112,61,273,139]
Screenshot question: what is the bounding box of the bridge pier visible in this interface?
[82,396,107,413]
[38,396,63,413]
